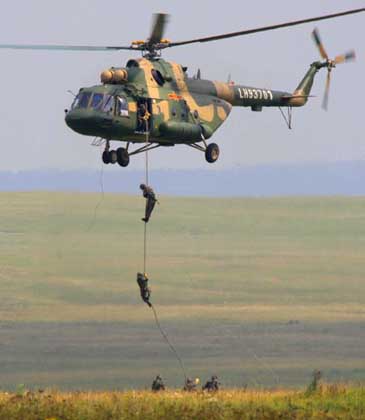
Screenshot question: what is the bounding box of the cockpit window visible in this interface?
[102,95,114,113]
[91,93,104,110]
[116,96,129,117]
[71,95,79,110]
[71,94,81,109]
[71,92,126,115]
[77,92,92,109]
[71,92,92,109]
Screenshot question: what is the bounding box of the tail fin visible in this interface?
[287,62,321,107]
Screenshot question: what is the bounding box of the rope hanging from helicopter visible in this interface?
[143,129,149,275]
[142,108,151,275]
[141,114,188,382]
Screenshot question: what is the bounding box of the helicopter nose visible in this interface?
[65,109,113,136]
[65,109,90,133]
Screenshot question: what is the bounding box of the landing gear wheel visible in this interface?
[116,147,130,167]
[109,150,118,164]
[205,143,220,163]
[102,151,110,164]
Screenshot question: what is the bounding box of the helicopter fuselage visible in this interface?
[65,57,319,146]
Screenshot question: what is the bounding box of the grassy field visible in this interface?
[0,192,364,390]
[0,385,364,419]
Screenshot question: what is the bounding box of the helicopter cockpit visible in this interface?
[71,92,130,117]
[71,92,115,113]
[66,90,132,138]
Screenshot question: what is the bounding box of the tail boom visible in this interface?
[212,61,324,109]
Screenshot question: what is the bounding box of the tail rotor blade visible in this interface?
[311,29,356,110]
[312,28,329,60]
[149,13,169,45]
[322,70,331,110]
[334,50,356,64]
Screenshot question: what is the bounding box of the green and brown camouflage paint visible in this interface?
[65,57,323,144]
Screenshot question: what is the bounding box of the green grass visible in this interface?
[0,385,364,419]
[0,192,364,389]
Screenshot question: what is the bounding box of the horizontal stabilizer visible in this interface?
[282,94,315,99]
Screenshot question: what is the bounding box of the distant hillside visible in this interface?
[0,193,364,389]
[1,161,365,196]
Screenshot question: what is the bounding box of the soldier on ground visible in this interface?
[306,369,322,394]
[140,184,158,223]
[151,375,165,391]
[183,377,199,392]
[136,272,152,307]
[203,375,220,392]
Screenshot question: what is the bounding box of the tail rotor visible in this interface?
[312,28,355,110]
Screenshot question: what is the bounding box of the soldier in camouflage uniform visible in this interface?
[183,377,199,392]
[140,184,157,223]
[136,272,151,307]
[203,375,220,392]
[151,375,165,391]
[137,102,151,133]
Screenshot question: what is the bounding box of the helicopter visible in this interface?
[1,8,363,168]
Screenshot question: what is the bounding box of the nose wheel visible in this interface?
[102,148,130,166]
[116,147,130,167]
[102,150,110,164]
[101,141,162,168]
[101,140,130,167]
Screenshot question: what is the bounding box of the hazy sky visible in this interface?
[0,0,364,171]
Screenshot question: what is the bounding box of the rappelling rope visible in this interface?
[86,159,105,232]
[143,223,147,275]
[142,112,187,383]
[151,304,188,382]
[143,115,149,274]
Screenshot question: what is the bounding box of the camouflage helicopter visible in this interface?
[1,9,363,167]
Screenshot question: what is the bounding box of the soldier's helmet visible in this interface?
[140,184,146,190]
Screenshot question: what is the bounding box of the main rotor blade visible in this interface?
[0,44,134,51]
[322,70,331,111]
[168,8,365,48]
[312,28,328,60]
[334,50,356,64]
[149,13,169,45]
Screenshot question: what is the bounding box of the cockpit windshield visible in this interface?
[91,93,104,110]
[102,95,115,113]
[71,92,91,109]
[72,92,115,113]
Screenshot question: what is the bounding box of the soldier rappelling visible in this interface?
[136,272,152,307]
[140,184,158,223]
